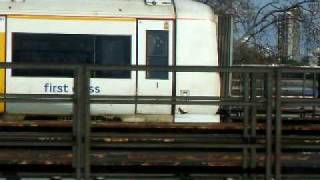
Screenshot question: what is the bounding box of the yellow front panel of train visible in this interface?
[0,16,5,113]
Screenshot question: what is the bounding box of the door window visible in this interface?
[146,30,169,80]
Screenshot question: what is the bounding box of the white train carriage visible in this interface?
[0,0,220,122]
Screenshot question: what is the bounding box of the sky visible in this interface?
[250,0,311,55]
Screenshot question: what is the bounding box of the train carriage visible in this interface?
[0,0,220,122]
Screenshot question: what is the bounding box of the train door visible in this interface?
[137,20,173,114]
[0,16,5,113]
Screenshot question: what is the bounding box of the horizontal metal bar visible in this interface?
[92,95,266,102]
[92,143,264,149]
[0,63,79,70]
[92,95,222,100]
[8,173,320,179]
[98,174,244,178]
[0,63,319,73]
[282,145,320,149]
[281,98,320,106]
[93,132,251,138]
[0,98,73,103]
[0,142,73,147]
[90,99,264,106]
[2,94,74,98]
[282,174,320,178]
[282,136,320,140]
[88,64,273,73]
[0,95,265,103]
[11,173,245,178]
[0,63,271,73]
[0,94,74,103]
[280,67,320,73]
[0,141,264,149]
[0,132,72,137]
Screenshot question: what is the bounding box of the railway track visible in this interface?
[0,118,320,179]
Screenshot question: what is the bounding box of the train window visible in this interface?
[95,36,131,78]
[12,33,93,77]
[12,33,131,78]
[146,30,169,80]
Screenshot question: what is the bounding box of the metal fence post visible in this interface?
[242,72,250,178]
[275,69,282,180]
[313,72,317,116]
[73,66,81,180]
[250,73,257,178]
[265,71,273,180]
[73,65,91,180]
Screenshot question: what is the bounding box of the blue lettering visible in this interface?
[44,83,50,93]
[57,86,63,93]
[44,83,100,94]
[95,86,101,93]
[63,84,69,93]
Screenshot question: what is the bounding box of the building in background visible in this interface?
[277,8,301,62]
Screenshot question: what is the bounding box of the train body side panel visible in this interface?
[175,18,220,123]
[0,16,5,113]
[5,16,137,115]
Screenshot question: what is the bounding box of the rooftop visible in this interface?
[0,0,215,20]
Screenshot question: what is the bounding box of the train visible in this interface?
[0,0,220,123]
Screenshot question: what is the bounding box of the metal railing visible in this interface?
[0,63,319,180]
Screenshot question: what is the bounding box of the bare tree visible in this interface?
[198,0,320,63]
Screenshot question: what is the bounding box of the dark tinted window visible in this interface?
[146,30,169,80]
[95,36,131,78]
[12,33,131,78]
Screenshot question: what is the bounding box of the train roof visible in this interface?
[0,0,215,20]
